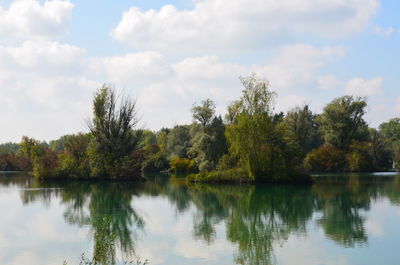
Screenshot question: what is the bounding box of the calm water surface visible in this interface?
[1,172,400,265]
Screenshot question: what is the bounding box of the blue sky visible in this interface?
[0,0,399,142]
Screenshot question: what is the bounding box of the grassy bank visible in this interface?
[187,168,313,184]
[187,168,252,183]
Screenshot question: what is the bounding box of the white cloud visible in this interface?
[277,95,308,112]
[0,40,85,75]
[344,77,383,96]
[90,51,172,87]
[0,41,98,142]
[373,25,395,37]
[111,0,379,53]
[318,75,342,90]
[275,235,351,265]
[365,217,384,237]
[96,44,343,129]
[0,0,73,41]
[0,42,349,141]
[0,40,374,142]
[256,44,346,89]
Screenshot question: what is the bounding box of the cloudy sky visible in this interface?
[0,0,399,142]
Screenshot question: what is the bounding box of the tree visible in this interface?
[192,99,216,127]
[190,99,228,172]
[139,130,157,148]
[304,145,346,172]
[165,125,192,159]
[379,118,400,168]
[283,105,320,155]
[318,96,368,151]
[225,100,242,124]
[56,133,92,179]
[0,142,19,155]
[369,128,392,170]
[17,136,46,171]
[379,118,400,141]
[87,85,142,179]
[347,141,374,172]
[189,116,228,171]
[225,74,307,181]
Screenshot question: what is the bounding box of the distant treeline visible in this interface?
[1,74,399,182]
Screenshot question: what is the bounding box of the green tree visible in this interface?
[139,130,157,149]
[347,141,374,172]
[165,125,192,159]
[379,118,400,167]
[17,136,46,171]
[190,100,228,171]
[225,100,242,124]
[283,105,320,155]
[57,133,92,179]
[191,99,216,127]
[225,74,306,181]
[304,144,346,172]
[379,118,400,141]
[0,142,19,155]
[318,96,368,151]
[87,85,142,179]
[368,128,392,170]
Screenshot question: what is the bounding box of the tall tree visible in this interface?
[192,99,216,127]
[379,118,400,167]
[225,74,305,181]
[189,115,228,171]
[379,118,400,142]
[369,128,392,170]
[283,105,320,155]
[88,85,142,179]
[165,125,192,159]
[317,96,368,151]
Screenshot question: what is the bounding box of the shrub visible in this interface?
[347,141,374,172]
[32,149,59,179]
[169,157,197,174]
[142,153,169,173]
[0,154,22,171]
[216,153,238,170]
[304,144,346,172]
[187,168,251,183]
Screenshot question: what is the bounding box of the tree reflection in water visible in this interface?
[15,173,400,265]
[20,180,145,265]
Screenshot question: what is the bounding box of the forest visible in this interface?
[1,74,399,183]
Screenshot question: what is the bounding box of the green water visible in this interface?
[1,172,400,265]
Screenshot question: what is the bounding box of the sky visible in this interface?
[0,0,399,142]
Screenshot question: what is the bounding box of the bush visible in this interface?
[347,141,374,172]
[216,153,238,170]
[32,149,59,179]
[0,154,22,171]
[56,152,91,179]
[304,145,346,173]
[187,168,251,183]
[169,157,197,174]
[142,153,169,173]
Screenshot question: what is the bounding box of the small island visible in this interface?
[0,74,398,184]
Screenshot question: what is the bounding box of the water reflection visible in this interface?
[19,180,145,264]
[2,172,400,265]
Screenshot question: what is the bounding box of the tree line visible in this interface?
[0,74,399,181]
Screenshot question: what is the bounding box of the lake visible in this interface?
[0,171,400,265]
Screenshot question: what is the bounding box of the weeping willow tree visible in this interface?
[88,85,143,179]
[225,74,309,182]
